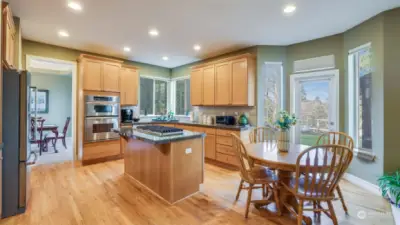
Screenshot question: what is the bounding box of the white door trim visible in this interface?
[290,69,340,143]
[26,55,78,161]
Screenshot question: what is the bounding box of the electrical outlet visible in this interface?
[185,148,192,154]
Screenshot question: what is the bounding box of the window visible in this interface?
[170,78,191,116]
[139,77,169,116]
[348,43,372,150]
[263,62,283,126]
[175,79,191,115]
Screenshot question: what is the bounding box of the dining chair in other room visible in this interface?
[249,127,277,144]
[316,132,354,214]
[282,145,353,225]
[45,117,71,150]
[231,133,281,218]
[29,118,46,155]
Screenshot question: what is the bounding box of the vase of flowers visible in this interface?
[275,111,297,152]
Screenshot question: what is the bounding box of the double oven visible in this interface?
[84,95,120,142]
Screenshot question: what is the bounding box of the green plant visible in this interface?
[378,170,400,206]
[274,110,297,131]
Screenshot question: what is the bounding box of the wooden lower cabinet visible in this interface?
[215,152,240,166]
[82,140,121,164]
[204,135,216,159]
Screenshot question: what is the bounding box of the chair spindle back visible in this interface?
[316,132,354,150]
[232,133,255,183]
[294,145,353,199]
[249,127,276,144]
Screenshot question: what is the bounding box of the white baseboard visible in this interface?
[343,173,380,196]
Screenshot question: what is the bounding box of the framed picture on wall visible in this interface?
[30,89,49,114]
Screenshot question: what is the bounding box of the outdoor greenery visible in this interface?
[300,134,320,146]
[378,170,400,206]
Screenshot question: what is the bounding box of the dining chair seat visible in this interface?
[283,178,336,200]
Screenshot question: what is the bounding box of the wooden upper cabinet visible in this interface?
[82,59,102,91]
[2,2,16,69]
[190,68,203,106]
[120,66,139,105]
[102,62,121,92]
[231,58,249,105]
[215,62,231,105]
[79,54,123,92]
[202,65,215,105]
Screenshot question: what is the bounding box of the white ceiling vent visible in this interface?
[293,55,335,73]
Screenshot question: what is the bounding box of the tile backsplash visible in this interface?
[121,105,257,126]
[192,106,257,126]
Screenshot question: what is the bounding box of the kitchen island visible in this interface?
[113,127,206,204]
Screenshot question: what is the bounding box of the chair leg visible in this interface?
[62,137,67,149]
[235,179,244,201]
[336,185,348,214]
[327,200,338,225]
[245,184,254,218]
[297,199,304,225]
[272,183,281,216]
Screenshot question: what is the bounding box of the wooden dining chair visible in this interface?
[282,145,353,225]
[249,127,277,143]
[45,117,71,151]
[231,133,281,218]
[316,132,354,214]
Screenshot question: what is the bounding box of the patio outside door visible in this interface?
[290,70,339,146]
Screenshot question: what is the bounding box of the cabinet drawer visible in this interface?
[216,144,235,156]
[216,153,240,166]
[217,129,240,137]
[83,140,120,161]
[216,136,233,146]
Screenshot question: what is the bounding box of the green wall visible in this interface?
[383,8,400,174]
[22,40,171,78]
[343,14,385,183]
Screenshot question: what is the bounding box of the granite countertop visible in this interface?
[121,120,252,131]
[113,127,206,144]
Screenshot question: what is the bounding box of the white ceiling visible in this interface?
[9,0,400,68]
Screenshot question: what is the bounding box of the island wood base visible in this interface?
[123,137,204,204]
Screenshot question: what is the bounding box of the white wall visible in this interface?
[31,72,73,136]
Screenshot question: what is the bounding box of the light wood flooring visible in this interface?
[0,160,394,225]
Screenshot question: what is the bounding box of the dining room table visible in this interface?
[245,141,316,225]
[37,124,59,153]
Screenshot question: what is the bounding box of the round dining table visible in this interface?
[245,142,313,225]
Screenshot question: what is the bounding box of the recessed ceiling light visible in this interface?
[193,44,201,51]
[149,29,159,37]
[283,4,296,14]
[58,30,70,38]
[162,56,169,61]
[68,1,82,11]
[123,46,131,52]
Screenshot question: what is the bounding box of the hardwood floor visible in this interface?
[0,160,394,225]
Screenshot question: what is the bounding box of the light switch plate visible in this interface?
[185,148,192,154]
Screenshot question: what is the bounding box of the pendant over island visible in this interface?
[113,126,206,204]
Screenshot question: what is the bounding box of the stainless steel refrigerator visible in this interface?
[2,69,31,218]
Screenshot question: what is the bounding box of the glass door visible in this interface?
[290,70,339,146]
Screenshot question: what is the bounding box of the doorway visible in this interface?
[290,70,339,146]
[26,55,77,165]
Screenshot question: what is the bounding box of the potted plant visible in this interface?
[274,110,297,152]
[378,170,400,224]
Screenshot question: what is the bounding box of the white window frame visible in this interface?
[139,75,171,116]
[170,76,190,116]
[348,42,372,150]
[263,62,284,125]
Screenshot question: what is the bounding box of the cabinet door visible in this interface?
[231,58,248,105]
[119,68,128,104]
[102,62,120,92]
[190,68,203,106]
[215,62,231,105]
[202,65,215,105]
[124,68,139,105]
[205,135,216,159]
[82,59,102,91]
